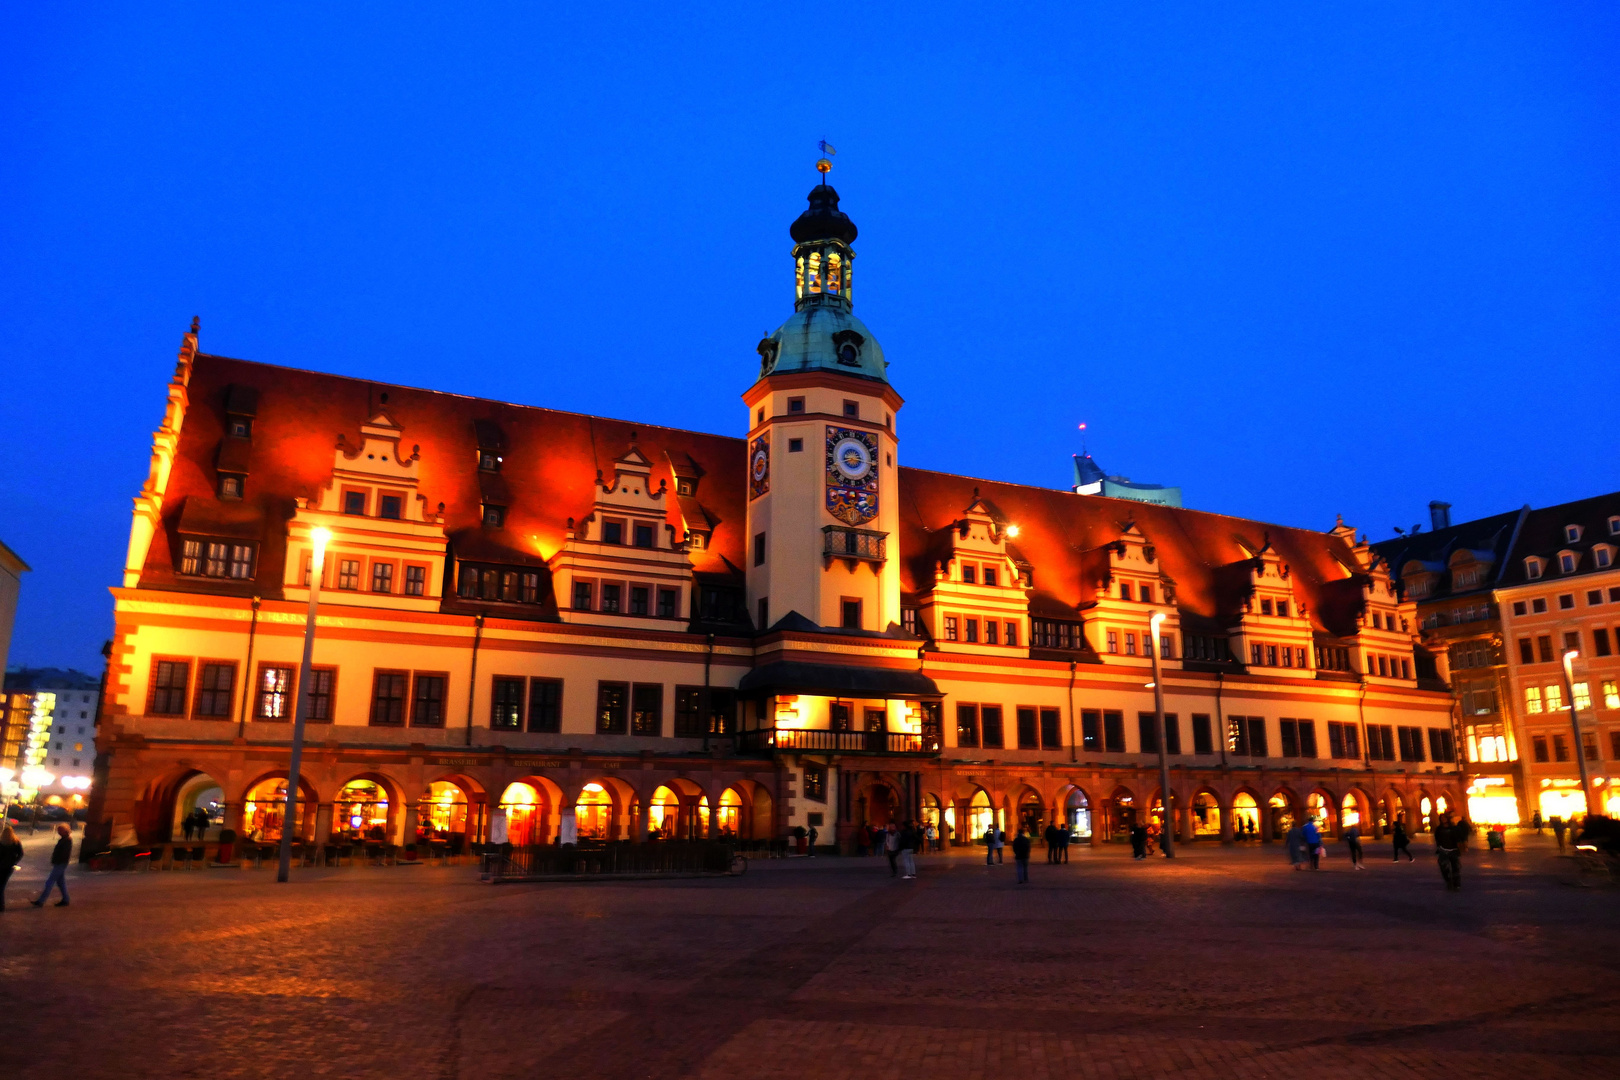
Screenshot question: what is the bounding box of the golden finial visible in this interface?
[816,139,835,177]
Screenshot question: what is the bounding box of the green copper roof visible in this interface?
[759,293,887,383]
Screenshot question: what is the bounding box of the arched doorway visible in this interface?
[1382,791,1404,831]
[647,785,682,839]
[171,772,223,841]
[968,789,995,843]
[714,789,742,839]
[242,776,316,843]
[1306,791,1335,833]
[1110,787,1137,840]
[575,782,614,841]
[335,777,393,843]
[1065,788,1092,839]
[420,780,471,843]
[1017,788,1045,836]
[1192,791,1221,837]
[1341,791,1365,830]
[1232,792,1260,838]
[1268,790,1296,840]
[498,782,546,846]
[1419,794,1434,832]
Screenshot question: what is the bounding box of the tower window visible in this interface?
[677,478,694,496]
[229,419,252,439]
[841,599,862,630]
[788,397,805,413]
[842,400,859,418]
[754,532,767,566]
[479,451,500,472]
[379,495,402,520]
[633,523,655,548]
[788,438,803,453]
[837,343,859,366]
[344,491,367,516]
[482,504,505,528]
[219,475,243,500]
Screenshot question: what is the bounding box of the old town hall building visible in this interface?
[88,183,1463,856]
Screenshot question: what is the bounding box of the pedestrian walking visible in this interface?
[1285,823,1307,869]
[1043,823,1059,864]
[1343,823,1364,869]
[30,824,73,907]
[1551,815,1567,854]
[925,821,938,853]
[898,821,918,879]
[1129,823,1147,859]
[0,824,23,912]
[806,824,818,858]
[1434,813,1464,891]
[1012,829,1032,884]
[993,826,1006,864]
[1302,818,1322,870]
[1531,811,1542,834]
[883,822,901,876]
[1391,820,1414,862]
[181,814,195,842]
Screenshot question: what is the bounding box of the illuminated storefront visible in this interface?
[335,779,390,841]
[715,789,741,837]
[1537,780,1587,821]
[968,790,995,841]
[420,781,469,837]
[647,785,681,838]
[242,778,311,842]
[498,782,545,845]
[1231,793,1259,835]
[1465,776,1520,826]
[1066,789,1092,838]
[575,782,613,840]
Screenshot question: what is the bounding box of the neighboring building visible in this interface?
[1495,494,1620,823]
[0,538,25,672]
[2,667,101,812]
[87,181,1458,856]
[1375,505,1527,826]
[1073,453,1182,507]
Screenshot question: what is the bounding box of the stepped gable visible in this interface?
[896,466,1367,636]
[142,354,749,596]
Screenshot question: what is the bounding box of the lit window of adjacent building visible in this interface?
[1573,682,1592,710]
[1545,684,1563,711]
[1525,686,1543,713]
[219,475,243,499]
[1604,680,1620,709]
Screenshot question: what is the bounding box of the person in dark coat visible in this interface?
[1058,822,1071,863]
[0,824,23,912]
[1343,823,1365,869]
[1551,815,1567,854]
[1391,820,1414,862]
[1011,829,1032,883]
[1285,824,1307,870]
[1129,823,1147,859]
[1043,823,1059,863]
[1434,813,1464,891]
[30,824,73,907]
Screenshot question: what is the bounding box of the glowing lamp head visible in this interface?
[1562,649,1579,680]
[1149,611,1165,639]
[311,527,332,570]
[1004,524,1020,539]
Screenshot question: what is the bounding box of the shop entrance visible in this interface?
[1192,791,1221,837]
[1065,788,1091,839]
[576,782,614,840]
[499,782,546,846]
[335,779,391,843]
[242,777,313,843]
[866,783,897,828]
[419,781,470,847]
[1232,793,1259,838]
[1268,792,1295,839]
[968,789,995,842]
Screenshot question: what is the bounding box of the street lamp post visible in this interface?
[1150,612,1174,858]
[277,527,330,883]
[1559,650,1596,825]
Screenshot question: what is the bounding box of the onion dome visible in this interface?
[791,184,858,245]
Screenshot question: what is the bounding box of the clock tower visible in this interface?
[743,182,903,634]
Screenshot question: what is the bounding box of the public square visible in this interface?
[3,833,1615,1080]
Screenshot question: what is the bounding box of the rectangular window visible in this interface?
[956,704,979,748]
[631,683,662,736]
[522,678,561,732]
[1103,710,1125,753]
[658,588,678,618]
[1017,707,1039,749]
[228,544,253,579]
[370,671,408,726]
[1260,598,1273,616]
[1532,736,1548,762]
[371,562,393,593]
[842,599,862,630]
[1229,716,1250,757]
[629,586,649,615]
[944,616,959,641]
[1267,644,1279,667]
[674,686,703,737]
[1081,709,1101,751]
[1163,713,1180,755]
[1583,733,1599,762]
[788,438,803,453]
[981,705,1004,749]
[965,618,979,643]
[1328,722,1345,759]
[1005,622,1019,647]
[255,665,294,721]
[573,581,593,610]
[596,681,629,735]
[344,490,366,515]
[601,583,621,612]
[1553,734,1569,762]
[830,701,852,732]
[1280,719,1299,758]
[1140,584,1154,604]
[408,673,445,727]
[302,667,334,722]
[180,539,201,575]
[1595,628,1613,657]
[338,559,360,590]
[802,761,827,802]
[1605,680,1620,710]
[193,662,236,718]
[983,567,998,587]
[984,620,998,645]
[602,521,623,545]
[1248,717,1268,757]
[1397,726,1426,762]
[1573,681,1592,711]
[754,532,767,566]
[1525,686,1543,713]
[1537,635,1554,663]
[633,523,654,548]
[1032,708,1059,749]
[1370,724,1396,761]
[1546,683,1563,711]
[379,494,401,520]
[962,565,977,584]
[1611,731,1620,760]
[1124,632,1137,656]
[787,396,805,413]
[1251,643,1263,666]
[1518,638,1534,664]
[403,565,426,597]
[1295,720,1316,757]
[1428,728,1455,763]
[1108,631,1120,654]
[758,597,769,630]
[489,676,524,730]
[1191,714,1213,755]
[150,659,190,717]
[1138,712,1159,754]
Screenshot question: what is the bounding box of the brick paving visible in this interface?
[2,833,1616,1079]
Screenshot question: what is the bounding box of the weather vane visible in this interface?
[816,139,836,178]
[1078,421,1088,456]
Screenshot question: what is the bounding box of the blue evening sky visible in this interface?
[3,5,1618,670]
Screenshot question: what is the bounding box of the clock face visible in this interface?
[831,435,873,482]
[751,448,769,483]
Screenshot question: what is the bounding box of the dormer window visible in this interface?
[837,343,859,366]
[344,491,367,516]
[179,538,255,580]
[676,478,695,496]
[1559,551,1577,574]
[1565,524,1583,543]
[379,495,402,520]
[479,451,500,472]
[218,475,243,500]
[687,532,706,550]
[228,419,252,439]
[1609,516,1620,536]
[1525,557,1544,580]
[482,504,505,528]
[603,521,623,545]
[1597,547,1614,569]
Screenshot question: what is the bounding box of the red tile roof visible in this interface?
[150,353,1372,634]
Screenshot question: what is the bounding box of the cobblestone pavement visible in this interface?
[3,833,1616,1079]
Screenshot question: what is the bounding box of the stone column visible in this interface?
[313,801,333,848]
[1261,806,1275,843]
[402,801,419,849]
[1218,799,1235,845]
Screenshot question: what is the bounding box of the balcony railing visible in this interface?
[736,727,937,755]
[822,526,886,562]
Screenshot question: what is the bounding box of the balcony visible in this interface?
[822,526,885,562]
[735,727,938,756]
